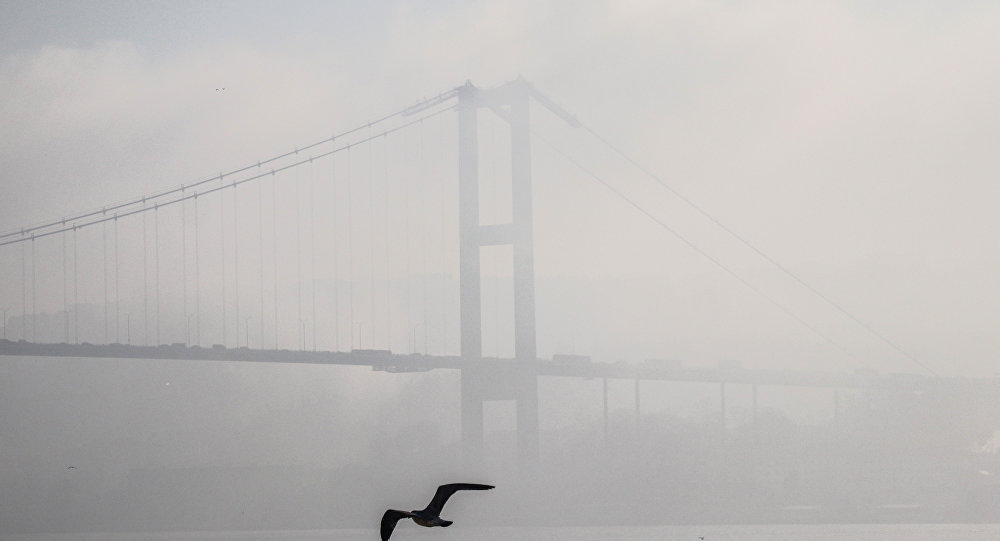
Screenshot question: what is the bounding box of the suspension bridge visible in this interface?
[0,78,991,461]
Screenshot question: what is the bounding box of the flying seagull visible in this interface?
[380,483,493,541]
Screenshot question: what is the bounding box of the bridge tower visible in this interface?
[458,79,539,462]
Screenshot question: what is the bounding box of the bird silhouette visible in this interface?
[380,483,493,541]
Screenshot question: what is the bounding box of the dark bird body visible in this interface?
[380,483,493,541]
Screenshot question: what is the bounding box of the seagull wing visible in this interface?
[381,509,412,541]
[422,483,494,516]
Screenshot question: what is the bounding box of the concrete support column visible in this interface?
[720,382,727,430]
[603,378,609,445]
[833,389,840,425]
[635,378,641,426]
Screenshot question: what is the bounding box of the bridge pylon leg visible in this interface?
[460,366,539,464]
[460,370,484,460]
[516,373,539,462]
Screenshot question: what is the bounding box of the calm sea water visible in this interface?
[4,524,1000,541]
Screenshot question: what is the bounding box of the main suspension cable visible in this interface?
[1,88,461,241]
[579,123,937,377]
[534,131,858,366]
[0,105,455,249]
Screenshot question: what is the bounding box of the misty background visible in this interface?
[3,0,1000,533]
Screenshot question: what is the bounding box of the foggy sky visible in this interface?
[2,0,1000,376]
[5,2,1000,533]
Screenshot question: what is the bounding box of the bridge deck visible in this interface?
[0,339,993,391]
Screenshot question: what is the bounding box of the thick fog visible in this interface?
[3,0,1000,534]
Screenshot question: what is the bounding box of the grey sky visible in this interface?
[1,1,999,375]
[0,1,390,55]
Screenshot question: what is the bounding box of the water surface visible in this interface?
[5,524,1000,541]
